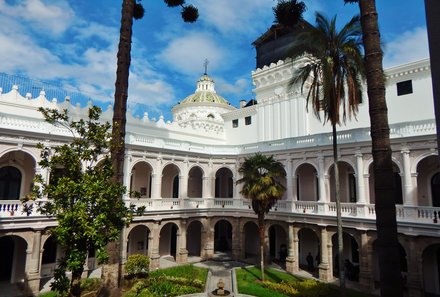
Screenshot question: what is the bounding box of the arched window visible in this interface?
[0,166,21,200]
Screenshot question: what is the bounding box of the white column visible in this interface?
[179,175,187,199]
[402,149,414,206]
[318,156,326,202]
[151,173,161,198]
[179,159,188,199]
[123,154,132,201]
[355,152,366,203]
[286,158,293,201]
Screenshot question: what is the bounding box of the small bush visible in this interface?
[125,254,150,278]
[262,281,299,296]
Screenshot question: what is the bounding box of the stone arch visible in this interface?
[214,219,233,254]
[159,222,179,261]
[298,227,320,273]
[41,235,61,278]
[131,160,154,198]
[295,162,319,201]
[215,167,234,198]
[328,161,357,203]
[268,223,288,263]
[127,225,150,257]
[416,155,440,206]
[187,220,203,257]
[0,147,39,164]
[331,231,360,281]
[243,220,259,263]
[0,235,27,284]
[0,151,37,200]
[161,163,181,198]
[325,157,356,176]
[188,165,204,198]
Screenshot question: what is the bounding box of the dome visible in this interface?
[179,74,230,105]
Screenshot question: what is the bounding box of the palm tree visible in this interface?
[237,153,286,281]
[274,10,365,293]
[101,1,198,295]
[344,1,403,296]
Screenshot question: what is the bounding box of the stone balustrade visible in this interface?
[2,198,439,229]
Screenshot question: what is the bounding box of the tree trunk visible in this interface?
[100,0,135,296]
[71,271,82,297]
[358,1,403,296]
[258,212,265,282]
[333,124,345,296]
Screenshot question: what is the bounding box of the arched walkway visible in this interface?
[296,163,318,201]
[416,155,440,206]
[41,236,59,279]
[188,166,203,198]
[0,235,27,284]
[331,232,360,281]
[243,221,259,262]
[214,220,232,254]
[269,224,287,264]
[159,223,178,260]
[127,225,150,257]
[186,220,203,257]
[161,164,180,198]
[0,151,36,200]
[298,228,319,273]
[215,168,233,198]
[329,162,356,203]
[131,162,153,198]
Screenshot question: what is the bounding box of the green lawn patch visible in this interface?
[123,264,208,297]
[236,266,376,297]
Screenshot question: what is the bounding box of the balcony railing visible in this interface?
[1,198,439,226]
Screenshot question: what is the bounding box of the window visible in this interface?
[397,80,413,96]
[245,116,252,125]
[0,166,21,200]
[232,119,238,128]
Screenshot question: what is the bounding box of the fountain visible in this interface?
[208,279,231,296]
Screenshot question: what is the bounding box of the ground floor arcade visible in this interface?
[2,216,440,297]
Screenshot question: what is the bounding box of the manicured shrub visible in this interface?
[125,254,150,278]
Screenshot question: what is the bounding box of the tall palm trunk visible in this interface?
[358,0,402,296]
[100,0,135,295]
[258,211,265,281]
[332,124,345,295]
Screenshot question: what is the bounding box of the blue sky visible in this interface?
[0,0,429,121]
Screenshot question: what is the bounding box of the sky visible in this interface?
[0,0,430,121]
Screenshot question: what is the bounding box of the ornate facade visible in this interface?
[0,57,439,297]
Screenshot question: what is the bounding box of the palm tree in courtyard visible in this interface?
[274,9,365,293]
[102,1,198,295]
[344,1,403,295]
[237,153,286,281]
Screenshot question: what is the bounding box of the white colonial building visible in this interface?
[0,28,439,296]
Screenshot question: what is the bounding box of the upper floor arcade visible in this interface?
[1,130,439,235]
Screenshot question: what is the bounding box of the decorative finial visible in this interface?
[203,58,209,75]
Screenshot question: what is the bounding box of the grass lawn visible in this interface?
[122,264,208,297]
[236,266,376,297]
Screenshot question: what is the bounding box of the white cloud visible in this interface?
[157,33,228,75]
[216,77,249,96]
[0,0,75,35]
[192,0,273,35]
[383,27,429,68]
